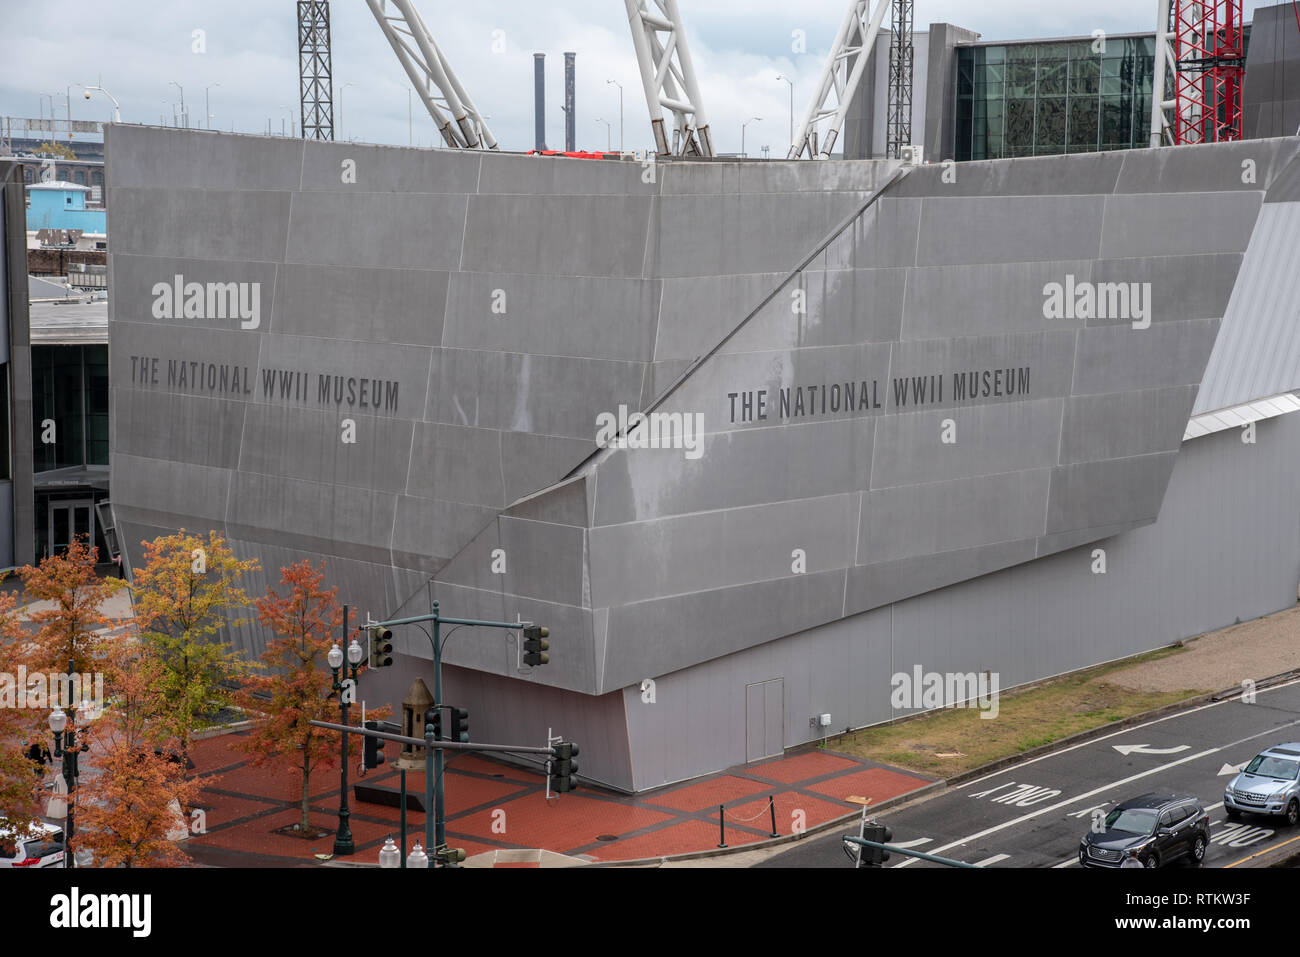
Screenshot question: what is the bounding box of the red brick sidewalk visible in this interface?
[182,731,931,866]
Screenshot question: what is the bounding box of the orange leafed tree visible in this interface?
[18,536,124,675]
[237,560,371,833]
[131,530,258,761]
[0,588,44,836]
[77,640,208,868]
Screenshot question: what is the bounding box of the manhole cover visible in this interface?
[595,834,618,842]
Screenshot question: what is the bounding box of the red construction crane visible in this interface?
[1170,0,1246,145]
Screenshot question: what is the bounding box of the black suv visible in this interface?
[1079,792,1210,868]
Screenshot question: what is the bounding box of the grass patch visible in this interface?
[825,646,1209,777]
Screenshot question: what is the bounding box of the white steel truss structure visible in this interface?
[789,0,891,159]
[365,0,498,150]
[623,0,714,157]
[1150,0,1179,146]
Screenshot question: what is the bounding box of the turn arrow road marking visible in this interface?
[1112,744,1191,756]
[1218,761,1248,776]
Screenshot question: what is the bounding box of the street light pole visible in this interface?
[339,82,353,141]
[84,86,121,123]
[205,83,220,130]
[596,118,611,151]
[776,74,794,153]
[170,81,185,128]
[328,605,365,856]
[742,116,762,157]
[49,660,88,868]
[606,79,624,151]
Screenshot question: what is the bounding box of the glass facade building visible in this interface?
[955,36,1158,161]
[31,344,110,560]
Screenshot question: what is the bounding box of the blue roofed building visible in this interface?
[26,181,106,236]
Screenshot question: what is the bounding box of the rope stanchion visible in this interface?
[716,796,782,846]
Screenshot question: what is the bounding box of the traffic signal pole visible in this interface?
[842,835,977,868]
[366,601,535,860]
[310,718,558,867]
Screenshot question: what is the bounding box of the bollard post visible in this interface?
[717,804,727,848]
[399,768,407,868]
[769,796,778,838]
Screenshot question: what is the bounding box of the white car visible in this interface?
[0,821,66,868]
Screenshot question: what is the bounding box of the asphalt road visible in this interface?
[758,678,1300,869]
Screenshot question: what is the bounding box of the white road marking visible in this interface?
[889,837,933,849]
[1218,762,1247,776]
[895,716,1300,868]
[973,853,1010,867]
[955,676,1300,791]
[1113,744,1190,756]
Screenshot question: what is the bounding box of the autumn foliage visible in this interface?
[17,536,123,675]
[0,588,43,836]
[131,530,258,759]
[237,560,374,832]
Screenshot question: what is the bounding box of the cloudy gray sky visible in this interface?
[0,0,1283,155]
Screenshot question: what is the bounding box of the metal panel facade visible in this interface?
[107,126,1300,790]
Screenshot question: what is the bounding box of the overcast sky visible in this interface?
[0,0,1282,156]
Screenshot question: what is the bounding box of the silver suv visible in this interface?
[1224,744,1300,825]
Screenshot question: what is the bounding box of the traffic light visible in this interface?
[435,846,466,866]
[363,720,386,770]
[553,741,579,793]
[860,821,893,867]
[450,707,469,743]
[425,706,442,740]
[522,624,549,666]
[368,625,394,668]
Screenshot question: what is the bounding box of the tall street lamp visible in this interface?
[327,611,365,856]
[606,79,624,151]
[169,81,186,127]
[742,116,762,157]
[83,85,121,123]
[204,82,220,130]
[776,74,794,152]
[595,117,612,151]
[339,82,353,141]
[49,665,91,869]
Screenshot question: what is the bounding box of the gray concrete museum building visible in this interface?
[105,124,1300,792]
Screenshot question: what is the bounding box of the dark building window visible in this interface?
[23,167,33,184]
[32,344,109,472]
[956,37,1156,161]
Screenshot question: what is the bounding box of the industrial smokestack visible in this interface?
[534,53,547,151]
[564,51,576,152]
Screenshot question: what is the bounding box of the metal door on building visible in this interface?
[745,678,785,763]
[48,499,94,557]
